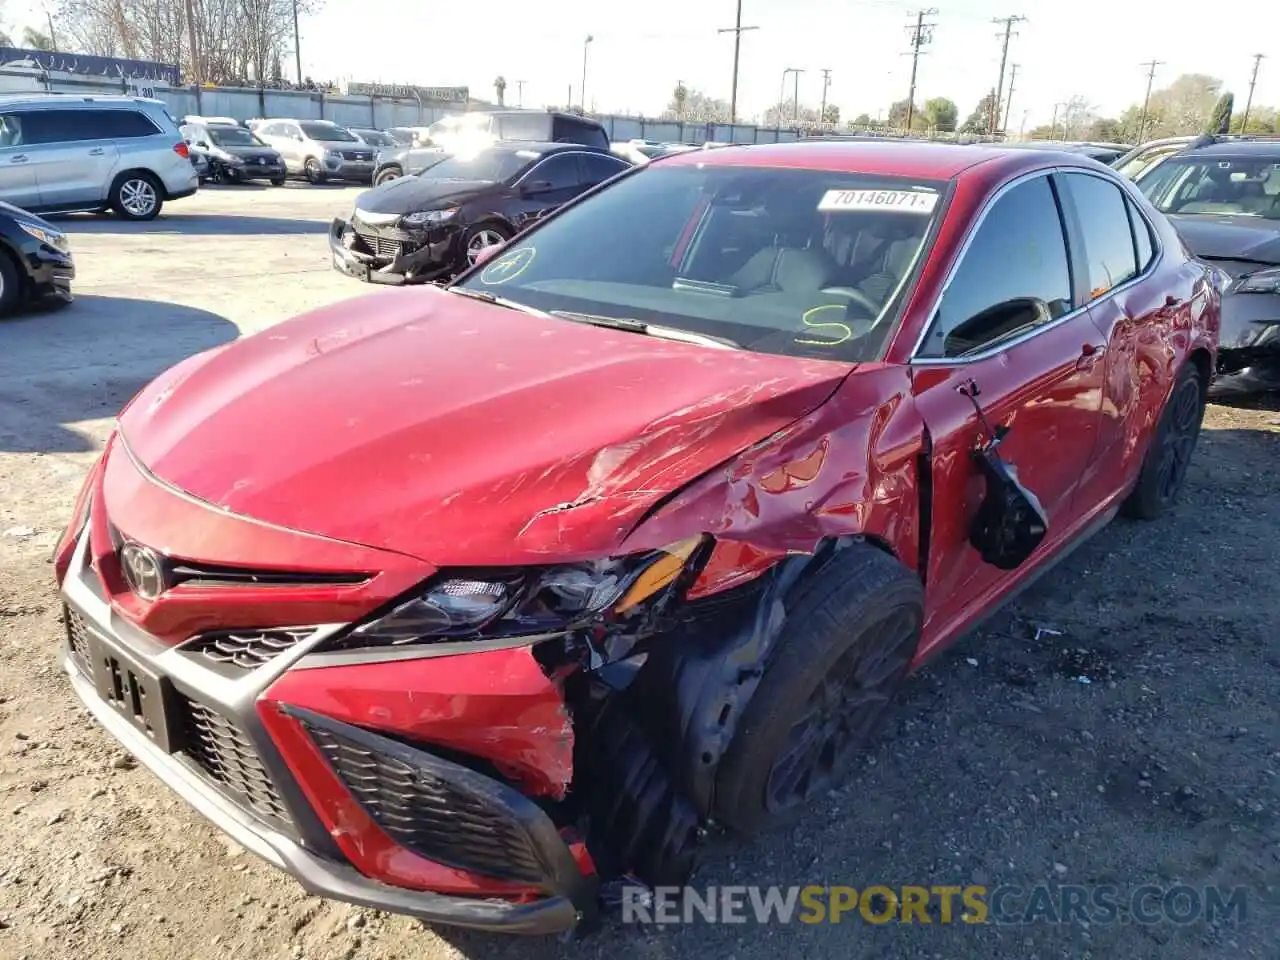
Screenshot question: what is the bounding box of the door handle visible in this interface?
[9,154,27,163]
[88,147,105,156]
[1076,343,1106,370]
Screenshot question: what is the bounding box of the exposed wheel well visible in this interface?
[0,240,26,301]
[109,168,161,198]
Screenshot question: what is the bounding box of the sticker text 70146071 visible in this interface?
[818,189,939,214]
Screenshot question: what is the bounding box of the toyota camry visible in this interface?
[55,141,1219,935]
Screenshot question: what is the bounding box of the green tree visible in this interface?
[663,85,729,124]
[960,92,998,134]
[1232,106,1279,134]
[672,81,688,120]
[822,103,840,124]
[887,98,926,131]
[923,97,959,133]
[1086,117,1124,142]
[852,112,873,127]
[493,76,506,107]
[1207,92,1233,134]
[21,27,56,51]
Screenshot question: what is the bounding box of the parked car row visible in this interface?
[53,135,1226,939]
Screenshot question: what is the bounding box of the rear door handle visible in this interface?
[9,154,27,163]
[1077,343,1106,370]
[88,147,105,156]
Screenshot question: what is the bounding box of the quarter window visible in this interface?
[580,153,629,185]
[1061,173,1138,300]
[1126,197,1155,271]
[920,174,1073,359]
[92,110,160,138]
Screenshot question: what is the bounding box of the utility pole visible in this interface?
[1002,63,1018,132]
[1137,59,1163,142]
[819,68,832,125]
[1241,54,1266,132]
[45,9,58,51]
[291,0,301,85]
[792,68,804,127]
[990,15,1026,135]
[718,0,759,125]
[514,80,526,108]
[580,35,593,113]
[903,9,937,133]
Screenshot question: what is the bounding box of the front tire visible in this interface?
[111,173,163,220]
[0,251,22,317]
[461,222,512,269]
[270,175,286,187]
[374,166,402,186]
[1122,362,1205,520]
[712,546,924,836]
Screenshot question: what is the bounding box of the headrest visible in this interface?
[774,248,835,293]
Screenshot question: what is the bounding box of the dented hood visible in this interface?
[119,287,850,565]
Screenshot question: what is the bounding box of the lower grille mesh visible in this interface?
[303,721,548,884]
[65,608,92,666]
[355,230,404,260]
[179,697,292,825]
[184,627,317,670]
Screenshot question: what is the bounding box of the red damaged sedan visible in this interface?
[55,141,1219,934]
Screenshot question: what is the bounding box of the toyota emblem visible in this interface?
[120,543,165,600]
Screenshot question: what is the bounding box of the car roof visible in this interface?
[654,139,1081,180]
[1181,139,1280,158]
[486,140,606,155]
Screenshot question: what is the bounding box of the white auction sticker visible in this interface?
[818,188,939,214]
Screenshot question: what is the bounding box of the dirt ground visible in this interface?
[0,184,1277,960]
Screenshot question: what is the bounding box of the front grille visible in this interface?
[303,719,549,884]
[178,696,292,825]
[65,607,91,667]
[342,150,372,161]
[355,230,404,260]
[183,627,318,670]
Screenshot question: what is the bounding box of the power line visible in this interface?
[1003,63,1018,132]
[1137,59,1164,142]
[1241,53,1266,133]
[990,15,1027,134]
[718,0,760,125]
[903,8,937,132]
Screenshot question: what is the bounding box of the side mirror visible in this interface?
[522,179,553,196]
[471,243,505,267]
[195,141,209,149]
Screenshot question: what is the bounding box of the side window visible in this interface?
[1061,173,1139,299]
[21,109,95,145]
[527,155,581,191]
[580,153,628,185]
[498,115,548,141]
[1126,197,1155,271]
[0,112,25,147]
[94,110,160,139]
[554,119,608,148]
[920,175,1073,359]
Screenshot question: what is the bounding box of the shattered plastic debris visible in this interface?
[1033,623,1064,642]
[2,526,35,539]
[965,658,979,667]
[1076,676,1092,685]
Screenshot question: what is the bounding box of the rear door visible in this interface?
[910,171,1107,656]
[0,110,40,208]
[24,108,121,209]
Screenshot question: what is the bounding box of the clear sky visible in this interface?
[7,0,1279,131]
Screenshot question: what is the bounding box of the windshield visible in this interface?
[1139,155,1280,218]
[428,115,490,139]
[455,165,947,362]
[421,150,535,182]
[353,129,393,146]
[207,126,263,147]
[1117,145,1184,180]
[301,121,358,142]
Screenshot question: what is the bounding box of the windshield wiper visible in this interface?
[444,286,548,316]
[549,310,740,349]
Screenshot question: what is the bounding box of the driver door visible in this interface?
[510,153,584,229]
[909,171,1107,655]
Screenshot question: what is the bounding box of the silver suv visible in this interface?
[0,94,198,220]
[247,119,375,183]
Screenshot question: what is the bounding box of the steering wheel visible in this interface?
[819,286,881,318]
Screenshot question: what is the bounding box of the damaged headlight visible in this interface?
[401,207,457,227]
[1234,266,1280,295]
[335,536,706,650]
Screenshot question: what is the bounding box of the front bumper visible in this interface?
[328,216,460,284]
[224,160,287,181]
[324,158,375,182]
[26,245,74,301]
[1211,293,1280,397]
[59,526,594,934]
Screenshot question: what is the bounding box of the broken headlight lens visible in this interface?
[336,536,705,649]
[1234,267,1280,294]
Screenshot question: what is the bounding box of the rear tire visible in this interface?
[110,172,163,220]
[304,158,326,184]
[712,546,924,836]
[1121,362,1205,520]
